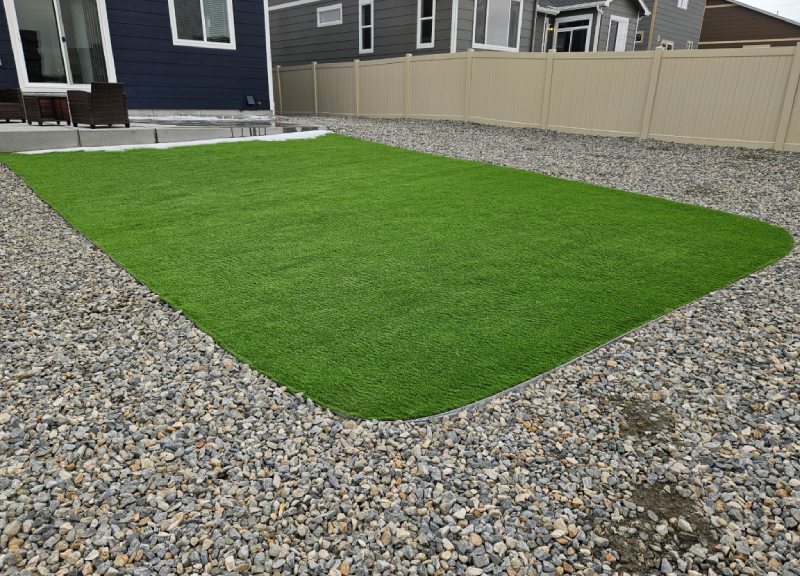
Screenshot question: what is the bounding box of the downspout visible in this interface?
[264,0,275,113]
[592,6,603,51]
[632,10,640,51]
[450,0,460,52]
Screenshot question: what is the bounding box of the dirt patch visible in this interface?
[598,483,719,576]
[620,402,674,435]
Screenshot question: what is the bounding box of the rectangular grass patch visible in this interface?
[2,134,792,420]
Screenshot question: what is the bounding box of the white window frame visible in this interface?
[1,0,118,93]
[661,40,674,49]
[417,0,436,49]
[167,0,237,50]
[359,0,374,54]
[553,13,593,53]
[677,0,688,8]
[686,40,694,49]
[317,3,343,26]
[605,15,629,52]
[472,0,525,52]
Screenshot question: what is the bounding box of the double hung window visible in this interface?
[359,0,374,53]
[169,0,236,48]
[473,0,523,51]
[418,0,436,48]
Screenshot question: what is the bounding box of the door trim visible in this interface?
[553,13,593,52]
[605,15,629,51]
[2,0,117,93]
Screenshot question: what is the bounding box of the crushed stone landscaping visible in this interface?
[1,117,799,576]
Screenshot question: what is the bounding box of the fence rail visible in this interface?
[274,43,800,152]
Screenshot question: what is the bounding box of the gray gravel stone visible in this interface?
[2,117,800,576]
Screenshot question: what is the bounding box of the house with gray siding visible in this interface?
[268,0,651,67]
[636,0,706,50]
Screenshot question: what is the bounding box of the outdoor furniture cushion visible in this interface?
[0,89,26,123]
[68,82,130,129]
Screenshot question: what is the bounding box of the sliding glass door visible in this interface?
[4,0,115,89]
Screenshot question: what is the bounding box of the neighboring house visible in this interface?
[699,0,800,49]
[533,0,650,53]
[0,0,274,114]
[635,0,706,50]
[268,0,651,67]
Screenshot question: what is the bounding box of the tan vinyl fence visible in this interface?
[274,43,800,152]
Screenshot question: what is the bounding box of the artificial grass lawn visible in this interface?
[2,135,792,419]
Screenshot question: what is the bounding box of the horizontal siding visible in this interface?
[270,0,453,67]
[107,0,271,111]
[700,4,800,44]
[597,0,643,52]
[519,1,535,51]
[456,0,474,51]
[650,0,705,49]
[0,1,19,89]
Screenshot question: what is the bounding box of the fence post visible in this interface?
[406,54,412,119]
[312,62,319,116]
[464,49,474,122]
[354,60,360,117]
[276,66,283,116]
[540,49,555,130]
[775,42,800,151]
[640,48,664,140]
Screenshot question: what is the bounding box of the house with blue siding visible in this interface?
[0,0,274,115]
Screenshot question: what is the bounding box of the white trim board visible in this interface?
[167,0,237,50]
[2,0,117,92]
[269,0,325,11]
[537,0,649,16]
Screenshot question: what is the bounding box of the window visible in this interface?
[359,0,373,54]
[661,40,674,50]
[473,0,523,51]
[317,4,343,26]
[677,0,688,8]
[686,40,694,49]
[635,31,643,43]
[417,0,436,48]
[553,15,593,52]
[168,0,236,49]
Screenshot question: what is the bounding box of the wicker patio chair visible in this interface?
[67,82,130,129]
[0,89,26,123]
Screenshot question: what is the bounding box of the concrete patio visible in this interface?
[0,117,323,153]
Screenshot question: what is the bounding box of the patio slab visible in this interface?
[0,118,321,153]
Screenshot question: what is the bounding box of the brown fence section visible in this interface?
[274,43,800,152]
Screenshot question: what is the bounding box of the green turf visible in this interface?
[1,135,792,419]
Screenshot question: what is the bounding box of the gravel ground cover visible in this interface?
[1,117,799,576]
